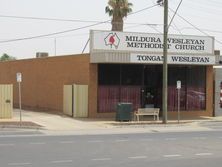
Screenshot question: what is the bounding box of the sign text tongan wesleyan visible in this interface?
[131,54,214,65]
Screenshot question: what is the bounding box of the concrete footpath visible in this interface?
[0,109,222,135]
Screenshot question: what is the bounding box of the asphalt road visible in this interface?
[0,130,222,167]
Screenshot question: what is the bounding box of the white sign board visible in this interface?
[130,53,215,65]
[16,73,22,82]
[91,30,214,55]
[177,80,181,89]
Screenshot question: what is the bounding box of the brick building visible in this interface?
[0,30,216,119]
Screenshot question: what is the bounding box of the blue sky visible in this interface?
[0,0,222,59]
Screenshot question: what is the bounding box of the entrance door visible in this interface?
[144,87,155,108]
[0,84,13,118]
[142,65,162,108]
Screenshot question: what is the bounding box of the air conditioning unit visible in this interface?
[36,52,48,58]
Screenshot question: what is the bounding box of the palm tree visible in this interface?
[105,0,133,31]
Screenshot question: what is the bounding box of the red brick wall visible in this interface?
[0,54,90,112]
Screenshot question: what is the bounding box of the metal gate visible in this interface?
[63,84,88,118]
[73,84,88,118]
[0,84,13,118]
[63,85,73,116]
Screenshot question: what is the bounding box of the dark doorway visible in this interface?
[141,65,162,109]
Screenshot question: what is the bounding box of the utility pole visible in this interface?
[157,0,168,124]
[162,0,168,124]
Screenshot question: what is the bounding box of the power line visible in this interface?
[186,0,222,7]
[128,4,158,16]
[147,24,162,33]
[169,7,222,45]
[168,14,182,35]
[180,27,222,34]
[0,5,158,23]
[168,0,183,29]
[0,14,161,26]
[0,21,107,43]
[0,4,158,43]
[0,15,99,23]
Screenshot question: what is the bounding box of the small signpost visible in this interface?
[16,72,22,126]
[177,80,181,123]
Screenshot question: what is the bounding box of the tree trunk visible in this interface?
[111,17,123,31]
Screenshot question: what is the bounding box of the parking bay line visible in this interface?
[114,139,129,142]
[91,158,111,161]
[139,139,153,142]
[128,156,147,159]
[165,138,177,141]
[0,143,15,146]
[195,153,213,156]
[29,142,46,145]
[163,154,182,158]
[59,141,75,144]
[50,160,73,163]
[8,162,31,166]
[88,140,104,143]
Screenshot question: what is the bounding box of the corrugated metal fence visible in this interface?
[63,84,88,118]
[0,84,13,119]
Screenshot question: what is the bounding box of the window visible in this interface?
[168,66,186,111]
[186,66,206,110]
[168,66,206,111]
[98,64,141,113]
[98,64,120,85]
[121,65,142,85]
[98,64,206,113]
